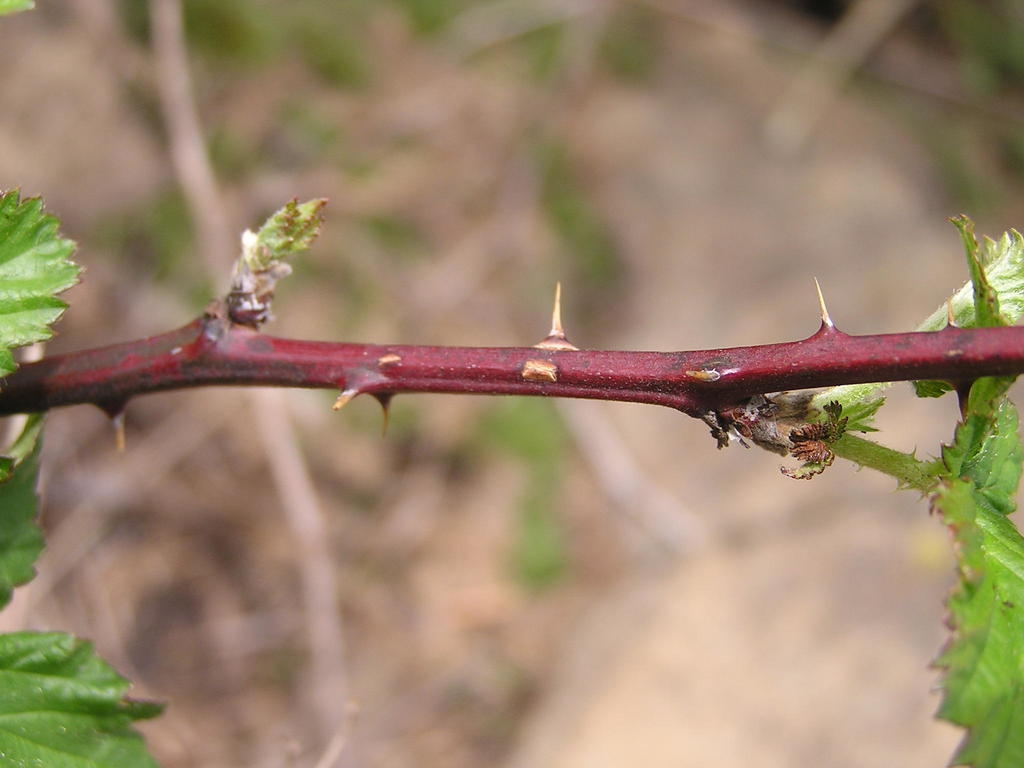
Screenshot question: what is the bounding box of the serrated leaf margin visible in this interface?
[0,189,79,379]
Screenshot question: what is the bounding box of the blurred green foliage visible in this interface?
[93,187,193,282]
[1001,128,1024,178]
[390,0,471,36]
[926,125,1002,212]
[926,0,1024,207]
[508,5,663,84]
[109,0,1024,214]
[476,398,569,592]
[0,0,33,16]
[179,0,279,66]
[119,0,279,66]
[598,5,663,82]
[535,137,620,289]
[268,102,345,168]
[362,214,430,261]
[207,126,259,181]
[91,187,213,311]
[939,0,1024,95]
[518,22,568,82]
[294,24,369,89]
[119,0,371,86]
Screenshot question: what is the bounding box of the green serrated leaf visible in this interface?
[780,460,831,480]
[0,432,44,611]
[0,0,33,16]
[924,227,1024,768]
[934,378,1024,768]
[0,632,161,767]
[913,379,954,398]
[808,384,883,426]
[805,389,883,441]
[942,378,1017,486]
[915,217,1013,398]
[245,197,327,272]
[918,227,1024,332]
[0,412,43,485]
[0,190,79,379]
[951,214,1005,328]
[837,395,883,433]
[821,222,1024,412]
[227,198,328,327]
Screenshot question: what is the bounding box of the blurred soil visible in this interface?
[3,1,1024,767]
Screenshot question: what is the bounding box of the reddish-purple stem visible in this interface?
[1,314,1022,420]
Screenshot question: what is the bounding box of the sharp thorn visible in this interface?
[332,388,358,411]
[95,400,128,451]
[534,281,579,351]
[814,277,834,328]
[551,281,564,338]
[956,381,973,421]
[946,297,958,328]
[111,412,126,453]
[374,393,393,436]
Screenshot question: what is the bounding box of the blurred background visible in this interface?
[3,1,1024,766]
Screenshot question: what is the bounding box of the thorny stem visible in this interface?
[830,434,942,491]
[2,310,1024,442]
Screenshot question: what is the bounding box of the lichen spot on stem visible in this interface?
[685,368,722,383]
[684,358,736,383]
[522,359,558,383]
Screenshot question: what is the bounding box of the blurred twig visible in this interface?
[764,0,921,153]
[150,0,233,278]
[419,1,701,559]
[446,0,598,60]
[557,400,708,557]
[149,1,354,763]
[639,0,1024,127]
[27,396,244,612]
[254,390,354,753]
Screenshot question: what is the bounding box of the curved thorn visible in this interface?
[814,277,834,329]
[946,297,958,328]
[374,393,393,436]
[96,400,128,452]
[956,380,974,420]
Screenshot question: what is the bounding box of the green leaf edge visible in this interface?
[813,218,1024,418]
[0,189,80,379]
[0,0,33,16]
[0,631,162,768]
[929,231,1024,767]
[931,379,1024,768]
[244,197,327,272]
[0,431,44,611]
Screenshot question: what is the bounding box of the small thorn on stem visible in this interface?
[96,400,128,452]
[332,388,358,411]
[374,393,393,436]
[111,412,126,452]
[946,298,958,329]
[813,277,834,329]
[535,282,579,351]
[956,381,974,421]
[551,282,565,338]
